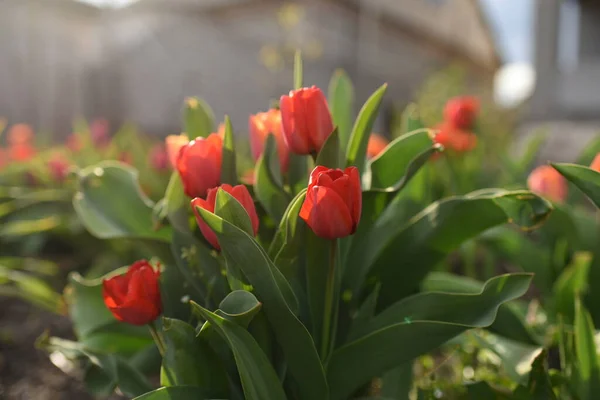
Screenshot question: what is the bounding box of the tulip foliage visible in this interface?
[44,60,556,400]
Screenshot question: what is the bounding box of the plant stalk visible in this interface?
[321,239,338,361]
[148,320,176,385]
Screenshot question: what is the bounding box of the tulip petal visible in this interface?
[192,197,220,250]
[345,166,362,224]
[300,186,354,239]
[230,185,260,235]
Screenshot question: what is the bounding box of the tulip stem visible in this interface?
[148,321,177,385]
[320,239,338,361]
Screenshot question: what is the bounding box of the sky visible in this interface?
[479,0,535,63]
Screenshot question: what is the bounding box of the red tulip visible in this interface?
[433,122,477,153]
[176,133,223,198]
[444,96,479,130]
[299,166,361,239]
[7,123,33,146]
[590,153,600,173]
[47,154,70,183]
[102,260,162,325]
[192,184,259,250]
[149,144,169,171]
[527,165,568,203]
[367,133,389,159]
[165,134,189,168]
[249,108,290,172]
[280,86,334,155]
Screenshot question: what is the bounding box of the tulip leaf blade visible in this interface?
[221,115,237,185]
[365,129,436,192]
[328,273,532,400]
[328,69,354,152]
[400,103,425,136]
[191,302,287,400]
[315,127,340,169]
[218,290,262,327]
[342,189,552,311]
[214,189,253,237]
[574,297,600,398]
[196,207,329,400]
[183,97,214,139]
[132,386,217,399]
[254,134,290,222]
[164,171,191,234]
[73,161,172,241]
[345,83,388,174]
[294,49,303,90]
[160,318,229,395]
[553,163,600,209]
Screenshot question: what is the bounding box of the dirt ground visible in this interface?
[0,298,122,400]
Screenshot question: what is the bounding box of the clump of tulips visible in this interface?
[44,58,554,400]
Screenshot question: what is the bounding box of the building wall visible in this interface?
[0,0,102,136]
[101,0,491,136]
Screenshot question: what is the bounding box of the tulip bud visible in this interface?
[300,166,362,239]
[280,86,334,155]
[176,133,223,198]
[165,134,189,168]
[149,144,169,172]
[47,154,70,183]
[192,184,259,250]
[367,133,389,159]
[249,109,290,172]
[102,260,162,325]
[590,153,600,172]
[444,96,479,130]
[433,122,477,153]
[527,165,568,203]
[240,168,255,186]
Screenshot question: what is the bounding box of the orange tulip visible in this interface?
[249,109,290,172]
[280,86,334,155]
[367,133,389,159]
[590,153,600,172]
[9,144,36,162]
[527,165,568,203]
[7,123,33,146]
[165,134,189,168]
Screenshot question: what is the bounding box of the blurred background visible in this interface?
[0,0,555,146]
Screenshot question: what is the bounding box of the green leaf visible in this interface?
[164,171,191,234]
[184,97,215,139]
[0,266,62,313]
[520,350,558,400]
[161,318,228,394]
[400,103,424,135]
[315,128,340,169]
[294,50,303,90]
[423,272,543,345]
[73,161,171,241]
[364,129,434,191]
[214,189,254,237]
[133,386,216,400]
[254,134,290,222]
[196,207,328,400]
[288,154,309,195]
[218,290,262,327]
[345,84,388,174]
[221,116,237,185]
[574,297,600,398]
[343,190,552,309]
[191,302,287,400]
[553,163,600,208]
[328,69,354,151]
[553,252,592,323]
[328,273,532,400]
